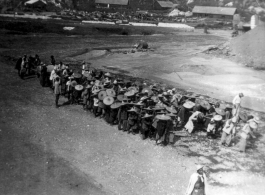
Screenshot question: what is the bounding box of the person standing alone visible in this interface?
[232,93,244,117]
[54,77,61,108]
[186,165,208,195]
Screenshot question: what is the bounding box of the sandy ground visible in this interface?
[83,30,265,112]
[1,25,265,195]
[1,55,265,195]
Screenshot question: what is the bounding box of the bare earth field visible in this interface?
[1,18,265,195]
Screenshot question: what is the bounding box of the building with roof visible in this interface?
[126,0,173,11]
[94,0,174,10]
[192,6,237,20]
[24,0,47,9]
[95,0,129,8]
[154,1,174,10]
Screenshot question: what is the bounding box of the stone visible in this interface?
[223,161,236,168]
[211,163,228,170]
[236,163,246,171]
[213,156,223,163]
[199,156,213,164]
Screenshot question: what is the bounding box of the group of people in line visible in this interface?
[15,54,42,79]
[37,58,260,153]
[15,54,261,195]
[15,54,260,151]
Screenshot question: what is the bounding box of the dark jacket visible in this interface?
[156,120,167,136]
[109,108,118,123]
[118,106,128,120]
[128,112,138,125]
[15,58,22,70]
[141,118,152,131]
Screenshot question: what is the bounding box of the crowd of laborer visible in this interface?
[15,55,260,152]
[14,54,261,195]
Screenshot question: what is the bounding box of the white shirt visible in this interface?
[189,111,201,121]
[50,70,57,81]
[186,172,207,195]
[232,94,241,105]
[54,64,60,71]
[66,81,71,91]
[62,69,68,76]
[222,120,235,134]
[93,98,99,106]
[207,119,216,133]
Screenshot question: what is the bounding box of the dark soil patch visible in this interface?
[103,66,130,74]
[68,48,91,57]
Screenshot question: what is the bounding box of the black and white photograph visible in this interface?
[0,0,264,194]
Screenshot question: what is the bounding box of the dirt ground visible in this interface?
[1,19,265,195]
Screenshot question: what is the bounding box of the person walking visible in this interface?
[34,54,41,67]
[15,56,22,77]
[220,116,237,147]
[50,67,57,89]
[50,55,56,65]
[20,55,28,79]
[54,77,61,108]
[234,120,258,152]
[39,63,47,87]
[186,165,208,195]
[232,93,244,117]
[27,55,34,75]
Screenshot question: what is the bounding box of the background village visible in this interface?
[1,0,264,32]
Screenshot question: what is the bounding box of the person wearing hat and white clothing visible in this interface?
[66,77,74,103]
[113,80,119,94]
[206,115,223,138]
[234,120,258,152]
[104,72,112,83]
[220,116,237,147]
[49,66,58,89]
[81,61,88,75]
[184,111,204,133]
[62,65,70,77]
[186,165,208,195]
[232,93,244,117]
[170,94,179,108]
[87,82,95,111]
[56,61,63,71]
[247,117,260,124]
[206,118,216,138]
